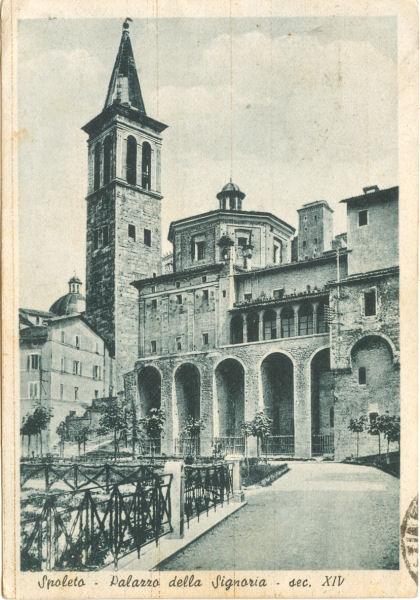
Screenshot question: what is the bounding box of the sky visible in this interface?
[18,17,397,310]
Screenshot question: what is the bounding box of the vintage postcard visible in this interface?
[2,0,418,598]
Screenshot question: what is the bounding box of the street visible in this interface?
[159,462,399,570]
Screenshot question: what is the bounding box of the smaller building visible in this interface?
[20,276,113,456]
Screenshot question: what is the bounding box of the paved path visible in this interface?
[159,462,399,571]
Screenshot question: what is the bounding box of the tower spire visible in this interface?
[104,19,146,113]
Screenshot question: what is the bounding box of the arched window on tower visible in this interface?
[142,142,152,190]
[126,136,137,185]
[94,143,101,191]
[103,136,113,185]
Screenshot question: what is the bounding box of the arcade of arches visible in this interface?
[133,334,398,459]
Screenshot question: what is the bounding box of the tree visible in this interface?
[249,411,273,457]
[382,414,400,455]
[348,415,367,458]
[56,421,67,458]
[31,406,53,456]
[21,414,37,457]
[97,400,130,459]
[75,425,90,457]
[139,408,166,454]
[367,413,386,457]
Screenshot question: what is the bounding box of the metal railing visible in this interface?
[21,474,172,571]
[139,437,161,456]
[184,463,233,526]
[213,436,245,456]
[20,462,158,492]
[175,436,200,457]
[312,434,334,455]
[261,435,295,456]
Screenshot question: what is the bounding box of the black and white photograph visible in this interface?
[2,1,418,598]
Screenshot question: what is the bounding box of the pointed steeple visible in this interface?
[104,19,146,113]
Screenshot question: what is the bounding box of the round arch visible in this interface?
[349,333,396,368]
[137,366,162,418]
[260,352,294,435]
[174,363,201,433]
[215,358,245,437]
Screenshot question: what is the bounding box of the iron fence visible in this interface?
[139,437,161,456]
[213,436,245,456]
[312,434,334,455]
[20,462,158,492]
[175,436,200,457]
[184,463,233,526]
[261,435,295,456]
[21,473,172,571]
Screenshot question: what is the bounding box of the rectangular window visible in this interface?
[176,337,182,351]
[102,225,109,246]
[358,210,368,227]
[358,366,367,385]
[94,390,99,399]
[61,357,65,373]
[314,238,318,244]
[176,281,181,288]
[202,276,207,283]
[196,241,205,260]
[176,294,182,305]
[93,365,100,380]
[222,290,226,298]
[364,290,376,316]
[273,289,284,299]
[151,285,156,293]
[302,240,307,249]
[61,331,65,343]
[238,237,248,248]
[74,387,79,401]
[93,229,99,250]
[202,289,209,301]
[27,354,40,371]
[244,293,252,302]
[95,342,99,354]
[60,384,64,400]
[128,224,136,241]
[151,340,157,353]
[73,361,81,376]
[151,299,157,309]
[75,335,80,349]
[144,228,151,246]
[273,238,282,264]
[202,332,209,345]
[29,382,39,399]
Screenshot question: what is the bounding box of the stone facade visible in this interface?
[125,185,399,460]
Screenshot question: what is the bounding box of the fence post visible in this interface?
[165,460,184,539]
[228,457,245,502]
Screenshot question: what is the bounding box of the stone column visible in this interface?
[116,130,124,180]
[228,457,245,502]
[242,313,248,343]
[258,310,264,341]
[293,357,312,458]
[199,364,213,456]
[293,305,300,337]
[165,461,184,538]
[276,308,282,339]
[161,368,174,455]
[313,302,319,334]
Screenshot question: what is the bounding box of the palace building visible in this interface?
[21,22,400,460]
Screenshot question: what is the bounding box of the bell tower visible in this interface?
[83,20,168,394]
